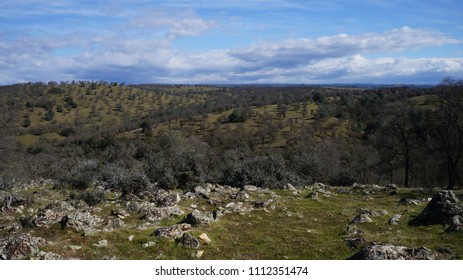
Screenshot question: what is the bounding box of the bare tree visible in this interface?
[432,78,463,189]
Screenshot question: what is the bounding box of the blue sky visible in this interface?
[0,0,462,84]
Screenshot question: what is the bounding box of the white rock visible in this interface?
[93,240,108,248]
[198,233,211,244]
[67,245,82,251]
[142,241,156,248]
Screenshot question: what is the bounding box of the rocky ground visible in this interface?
[1,180,462,260]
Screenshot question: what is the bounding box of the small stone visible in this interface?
[252,199,274,208]
[305,191,319,200]
[93,240,108,248]
[285,183,297,191]
[351,213,373,224]
[32,251,62,260]
[195,250,204,258]
[389,214,402,225]
[198,233,211,244]
[154,224,192,240]
[243,185,259,192]
[136,222,159,231]
[111,209,130,219]
[142,241,156,248]
[67,245,82,251]
[128,235,135,241]
[398,197,422,206]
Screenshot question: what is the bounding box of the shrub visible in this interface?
[157,173,178,190]
[21,117,31,128]
[79,189,105,206]
[329,171,356,187]
[227,107,248,123]
[0,177,13,191]
[119,171,150,197]
[62,159,99,189]
[101,164,150,196]
[222,154,300,188]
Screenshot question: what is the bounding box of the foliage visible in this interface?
[221,153,300,188]
[61,159,99,189]
[79,188,105,206]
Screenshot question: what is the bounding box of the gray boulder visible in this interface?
[102,217,125,232]
[351,213,373,224]
[180,233,200,249]
[31,251,62,260]
[243,185,259,192]
[184,210,217,226]
[398,197,422,206]
[223,202,252,214]
[284,183,297,191]
[194,185,211,198]
[445,215,463,233]
[252,199,275,209]
[345,224,364,236]
[0,233,44,260]
[233,190,250,200]
[67,211,104,235]
[154,223,192,240]
[358,209,388,217]
[388,214,402,225]
[155,190,181,207]
[409,191,463,226]
[93,240,108,248]
[19,215,38,228]
[305,192,319,200]
[141,205,184,222]
[349,244,438,260]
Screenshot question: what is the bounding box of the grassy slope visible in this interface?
[7,185,461,260]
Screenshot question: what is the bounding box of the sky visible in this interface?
[0,0,462,85]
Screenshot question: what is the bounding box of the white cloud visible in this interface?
[226,26,460,69]
[0,25,461,84]
[125,9,216,40]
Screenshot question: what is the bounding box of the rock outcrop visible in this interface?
[409,191,463,226]
[0,233,45,260]
[349,244,438,260]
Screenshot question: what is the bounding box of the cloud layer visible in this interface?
[0,2,462,84]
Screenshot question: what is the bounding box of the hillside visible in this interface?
[0,81,454,189]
